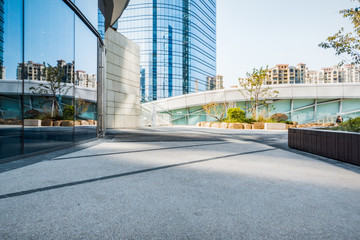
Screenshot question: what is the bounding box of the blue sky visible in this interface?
[4,0,97,79]
[217,0,357,87]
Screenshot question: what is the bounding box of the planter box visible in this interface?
[211,122,221,128]
[24,119,41,127]
[243,124,252,129]
[42,119,53,126]
[265,123,286,130]
[228,123,243,129]
[205,122,212,128]
[53,120,63,127]
[252,122,265,129]
[288,128,360,166]
[61,120,75,127]
[220,122,229,129]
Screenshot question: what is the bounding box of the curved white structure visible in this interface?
[141,83,360,125]
[0,79,97,102]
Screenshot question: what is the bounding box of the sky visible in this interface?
[3,0,98,79]
[217,0,357,87]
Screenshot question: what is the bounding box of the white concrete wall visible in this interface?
[142,83,360,112]
[105,28,140,129]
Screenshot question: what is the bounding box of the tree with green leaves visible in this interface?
[202,102,228,122]
[319,0,360,65]
[238,67,279,120]
[29,63,71,118]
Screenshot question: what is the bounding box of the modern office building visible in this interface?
[0,0,137,161]
[118,0,216,101]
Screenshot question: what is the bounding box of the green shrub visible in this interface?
[244,118,255,124]
[62,105,74,120]
[24,109,40,119]
[341,117,360,132]
[270,113,288,122]
[227,108,246,122]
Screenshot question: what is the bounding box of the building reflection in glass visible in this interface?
[0,0,100,161]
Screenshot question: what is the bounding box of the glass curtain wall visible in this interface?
[74,0,98,142]
[188,0,216,93]
[118,0,216,102]
[0,0,23,159]
[0,0,100,161]
[23,0,75,154]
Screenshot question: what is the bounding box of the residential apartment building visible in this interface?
[17,61,45,81]
[57,59,75,84]
[265,63,307,85]
[207,75,224,90]
[313,64,360,83]
[16,60,96,88]
[76,70,97,88]
[264,63,360,85]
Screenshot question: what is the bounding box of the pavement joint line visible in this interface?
[0,148,276,200]
[53,141,230,160]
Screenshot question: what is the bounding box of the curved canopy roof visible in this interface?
[99,0,130,30]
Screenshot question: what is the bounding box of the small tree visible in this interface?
[319,0,360,65]
[270,113,288,122]
[29,63,71,118]
[238,67,279,120]
[75,98,91,118]
[203,102,227,122]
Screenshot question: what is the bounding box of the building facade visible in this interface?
[118,0,216,101]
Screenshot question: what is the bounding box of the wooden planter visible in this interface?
[288,128,360,166]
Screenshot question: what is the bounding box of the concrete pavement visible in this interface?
[0,127,360,239]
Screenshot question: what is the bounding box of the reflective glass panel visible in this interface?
[74,16,98,142]
[24,0,75,154]
[0,0,23,160]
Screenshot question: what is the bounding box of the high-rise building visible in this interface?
[0,0,5,79]
[118,0,216,101]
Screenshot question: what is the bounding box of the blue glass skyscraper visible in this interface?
[118,0,216,101]
[0,0,4,78]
